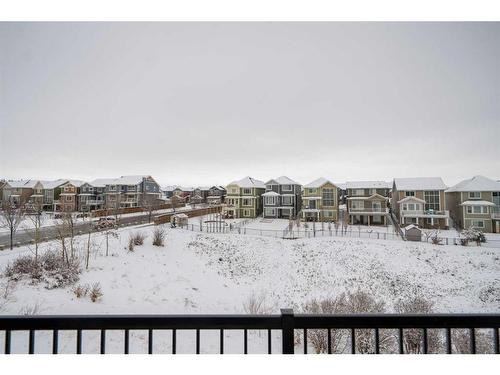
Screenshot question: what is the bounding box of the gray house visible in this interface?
[262,176,302,219]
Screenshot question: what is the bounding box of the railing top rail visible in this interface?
[1,313,499,331]
[0,314,282,331]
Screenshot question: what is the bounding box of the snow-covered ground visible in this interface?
[0,224,499,353]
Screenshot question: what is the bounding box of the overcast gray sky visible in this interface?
[1,22,499,187]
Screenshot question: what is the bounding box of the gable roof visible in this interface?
[5,179,39,189]
[41,179,68,189]
[114,175,149,185]
[393,177,447,191]
[445,175,500,192]
[266,176,300,185]
[304,177,335,188]
[67,180,85,188]
[346,181,391,189]
[228,176,265,189]
[89,178,116,188]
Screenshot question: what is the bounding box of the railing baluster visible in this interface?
[100,329,106,354]
[220,329,224,354]
[196,329,200,354]
[303,329,307,354]
[172,329,176,354]
[446,328,452,354]
[243,329,248,354]
[422,328,428,354]
[29,329,35,354]
[374,328,380,354]
[494,328,499,354]
[351,328,356,354]
[398,328,404,354]
[327,329,332,354]
[470,328,476,354]
[267,329,272,354]
[124,329,129,354]
[76,329,82,354]
[52,330,58,354]
[148,329,153,354]
[5,330,11,354]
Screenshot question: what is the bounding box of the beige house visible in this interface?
[2,180,42,206]
[223,177,265,219]
[301,178,338,222]
[392,177,450,229]
[445,175,500,233]
[346,181,390,226]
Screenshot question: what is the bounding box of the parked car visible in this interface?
[76,212,89,218]
[93,217,116,229]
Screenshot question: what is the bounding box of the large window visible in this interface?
[242,198,252,206]
[242,188,252,195]
[282,185,292,192]
[405,191,415,197]
[322,188,334,206]
[282,196,293,205]
[467,206,488,214]
[424,190,440,211]
[469,192,481,199]
[265,208,276,216]
[351,200,364,210]
[265,196,276,205]
[471,219,485,228]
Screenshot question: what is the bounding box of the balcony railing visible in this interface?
[401,210,449,217]
[0,310,498,354]
[349,207,387,213]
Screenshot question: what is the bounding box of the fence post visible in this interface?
[281,308,295,354]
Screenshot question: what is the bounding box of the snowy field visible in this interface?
[0,224,499,353]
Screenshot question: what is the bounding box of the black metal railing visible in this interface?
[1,310,499,354]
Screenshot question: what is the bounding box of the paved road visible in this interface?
[0,207,195,249]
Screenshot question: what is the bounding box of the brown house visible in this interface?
[346,181,391,226]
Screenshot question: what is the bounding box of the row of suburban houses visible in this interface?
[221,175,500,233]
[1,175,499,233]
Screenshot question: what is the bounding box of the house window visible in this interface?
[322,188,334,207]
[405,191,415,197]
[324,210,333,217]
[351,200,364,210]
[242,198,252,206]
[469,192,481,199]
[471,220,484,228]
[265,208,276,216]
[243,188,252,195]
[282,196,292,205]
[424,190,440,211]
[282,185,292,192]
[265,196,276,205]
[467,206,488,214]
[352,189,364,196]
[243,209,251,217]
[231,188,238,194]
[307,188,316,194]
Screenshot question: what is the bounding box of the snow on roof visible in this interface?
[346,181,391,189]
[304,177,335,188]
[262,191,280,197]
[404,224,420,231]
[195,186,211,191]
[336,183,347,190]
[229,176,265,189]
[446,175,500,192]
[89,178,116,187]
[266,176,300,185]
[460,200,496,206]
[393,177,447,191]
[67,180,85,187]
[41,179,68,189]
[6,179,39,188]
[162,185,180,191]
[397,196,426,204]
[114,175,149,185]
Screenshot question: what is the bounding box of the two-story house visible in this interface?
[206,186,226,205]
[192,187,211,204]
[301,178,338,222]
[115,175,162,208]
[392,177,450,229]
[41,179,68,211]
[346,181,391,226]
[445,175,500,233]
[78,182,105,212]
[223,177,265,219]
[55,180,84,212]
[2,180,41,206]
[262,176,302,219]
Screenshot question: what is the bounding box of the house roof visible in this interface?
[162,185,180,191]
[460,200,496,206]
[67,180,85,188]
[195,186,211,191]
[445,175,500,192]
[346,181,391,189]
[266,176,300,185]
[404,224,421,231]
[336,182,347,190]
[89,178,116,188]
[228,176,265,189]
[114,175,149,185]
[393,177,447,191]
[397,196,426,204]
[41,179,68,189]
[5,179,39,189]
[304,177,335,188]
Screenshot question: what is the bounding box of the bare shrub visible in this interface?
[395,296,440,353]
[72,284,90,298]
[243,292,271,315]
[132,232,146,246]
[431,236,442,245]
[89,283,103,302]
[5,250,80,289]
[152,226,166,247]
[303,296,349,353]
[128,236,135,252]
[452,329,491,354]
[19,302,41,315]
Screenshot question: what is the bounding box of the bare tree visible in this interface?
[142,194,159,223]
[0,202,25,250]
[25,201,45,262]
